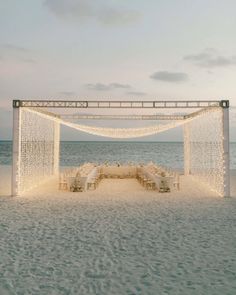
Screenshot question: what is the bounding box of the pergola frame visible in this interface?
[12,99,230,197]
[13,99,225,109]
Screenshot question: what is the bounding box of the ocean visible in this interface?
[1,141,236,169]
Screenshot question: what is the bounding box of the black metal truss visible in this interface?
[13,100,228,109]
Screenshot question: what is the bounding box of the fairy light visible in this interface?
[17,106,225,195]
[19,108,56,193]
[186,108,224,196]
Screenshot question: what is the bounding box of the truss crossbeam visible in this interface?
[13,100,224,109]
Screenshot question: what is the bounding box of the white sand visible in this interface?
[0,165,236,294]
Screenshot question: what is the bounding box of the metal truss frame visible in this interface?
[13,99,229,109]
[11,99,230,197]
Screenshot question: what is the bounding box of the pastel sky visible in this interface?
[0,0,236,140]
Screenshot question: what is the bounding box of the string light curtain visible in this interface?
[19,108,58,193]
[185,108,224,196]
[17,107,225,195]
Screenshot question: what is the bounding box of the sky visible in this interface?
[0,0,236,140]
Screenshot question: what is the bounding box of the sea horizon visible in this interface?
[1,141,236,169]
[1,140,236,143]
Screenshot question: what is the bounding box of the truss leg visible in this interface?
[222,107,230,197]
[12,107,21,196]
[184,124,191,175]
[53,122,60,176]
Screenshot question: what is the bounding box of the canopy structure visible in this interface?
[12,99,230,197]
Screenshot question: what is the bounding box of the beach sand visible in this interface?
[0,165,236,294]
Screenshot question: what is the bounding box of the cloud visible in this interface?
[1,44,31,53]
[0,43,36,63]
[98,7,140,25]
[150,71,188,83]
[184,50,236,68]
[109,83,131,89]
[126,91,146,96]
[86,83,111,91]
[44,0,141,26]
[85,83,131,91]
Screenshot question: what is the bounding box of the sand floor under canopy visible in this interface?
[0,166,236,294]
